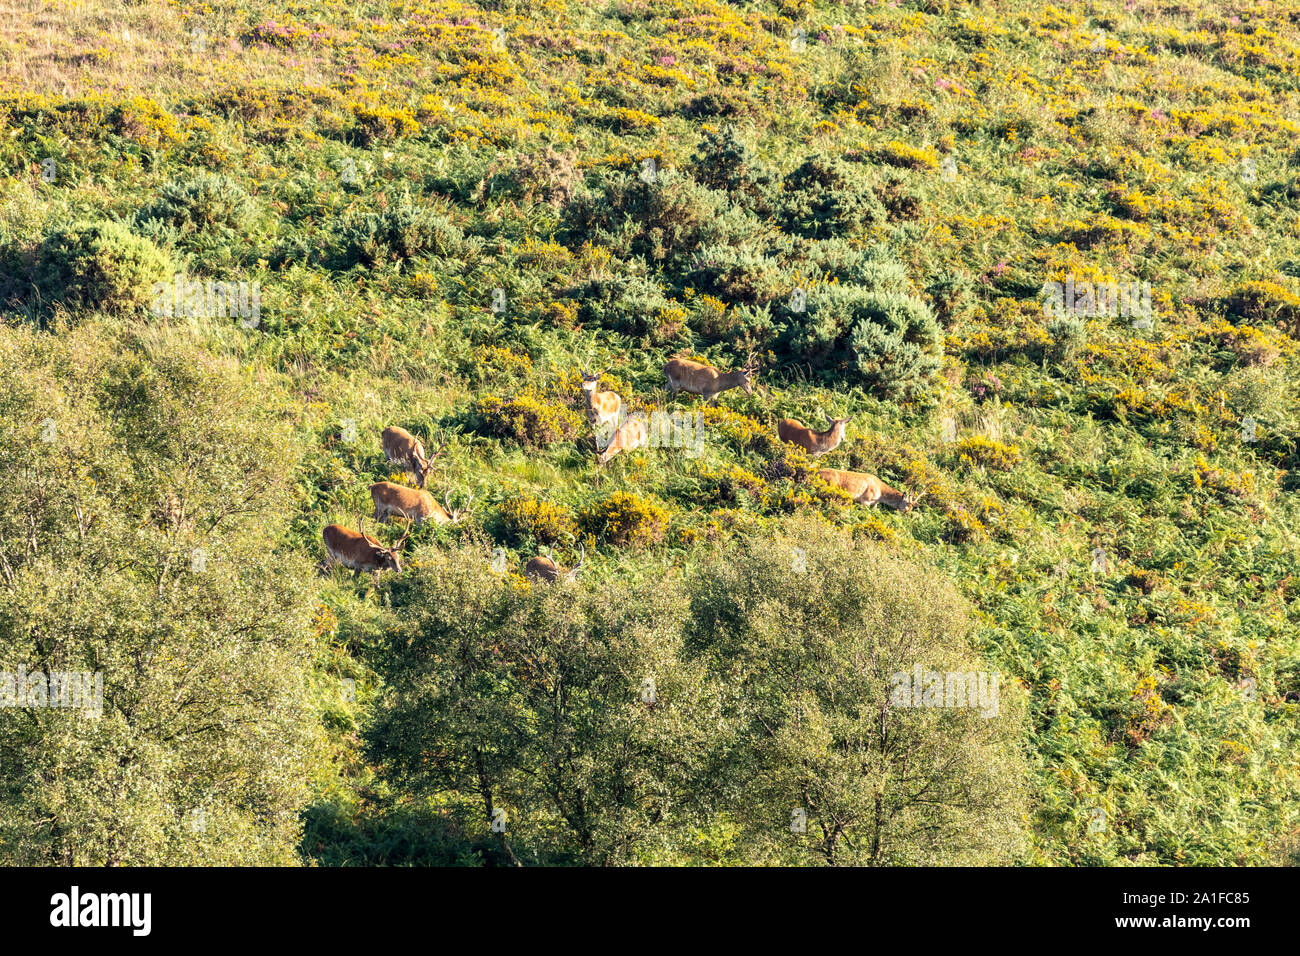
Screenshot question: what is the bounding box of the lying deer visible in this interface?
[524,543,585,583]
[581,372,622,433]
[664,353,758,404]
[597,412,649,465]
[816,468,915,512]
[322,518,409,575]
[777,415,851,457]
[381,426,434,488]
[370,481,471,525]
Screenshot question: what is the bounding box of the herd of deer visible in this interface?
[321,354,915,578]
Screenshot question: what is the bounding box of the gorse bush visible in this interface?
[786,283,942,399]
[33,220,172,319]
[473,392,583,448]
[335,198,468,269]
[496,493,577,546]
[775,155,886,239]
[578,491,669,549]
[136,172,258,237]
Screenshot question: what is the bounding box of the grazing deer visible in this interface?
[322,518,409,575]
[370,481,471,525]
[524,543,584,583]
[664,353,758,404]
[381,426,434,489]
[816,468,915,512]
[581,372,623,433]
[777,415,851,457]
[597,412,649,465]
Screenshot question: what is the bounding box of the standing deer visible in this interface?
[322,518,410,575]
[370,481,471,525]
[381,426,434,488]
[777,415,851,457]
[816,468,915,512]
[597,412,649,465]
[524,543,584,583]
[581,372,623,433]
[664,353,758,404]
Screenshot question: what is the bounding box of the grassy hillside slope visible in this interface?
[2,0,1300,864]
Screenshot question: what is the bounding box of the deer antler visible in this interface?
[393,520,413,551]
[443,485,472,522]
[565,542,586,581]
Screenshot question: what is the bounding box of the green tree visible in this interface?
[685,518,1028,865]
[0,323,323,864]
[368,546,715,865]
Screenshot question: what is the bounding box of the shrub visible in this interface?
[787,284,941,399]
[774,155,886,239]
[33,220,172,318]
[350,103,420,146]
[565,170,734,269]
[688,126,772,207]
[497,493,577,546]
[473,392,583,449]
[1220,280,1300,338]
[566,273,671,339]
[848,292,943,400]
[1047,315,1088,362]
[953,436,1022,471]
[474,145,579,208]
[578,491,669,548]
[873,140,939,170]
[927,269,977,328]
[136,172,258,236]
[336,199,467,268]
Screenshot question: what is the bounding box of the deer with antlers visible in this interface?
[370,481,472,525]
[524,543,585,583]
[381,426,435,489]
[322,517,410,575]
[777,415,851,458]
[816,468,916,512]
[664,353,759,404]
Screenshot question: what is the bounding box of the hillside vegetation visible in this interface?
[2,0,1299,865]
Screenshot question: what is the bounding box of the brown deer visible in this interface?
[524,543,584,583]
[322,518,410,575]
[597,412,649,465]
[581,372,623,433]
[370,481,471,525]
[381,426,434,488]
[777,415,851,457]
[816,468,915,512]
[664,353,758,404]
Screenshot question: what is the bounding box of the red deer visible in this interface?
[322,519,410,574]
[777,415,850,457]
[817,468,915,512]
[370,481,471,525]
[664,354,758,404]
[597,412,649,465]
[381,426,435,488]
[581,371,623,433]
[524,543,584,583]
